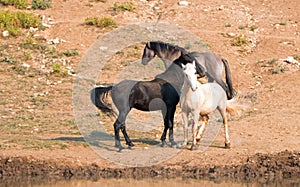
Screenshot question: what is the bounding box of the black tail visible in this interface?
[90,85,114,113]
[222,58,236,100]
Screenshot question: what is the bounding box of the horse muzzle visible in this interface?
[191,87,198,92]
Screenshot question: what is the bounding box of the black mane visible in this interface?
[173,53,206,77]
[149,41,188,54]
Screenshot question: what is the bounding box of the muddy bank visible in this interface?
[0,150,299,182]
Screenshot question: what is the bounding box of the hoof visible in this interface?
[127,142,135,147]
[170,141,177,148]
[196,138,201,143]
[161,141,167,147]
[190,145,197,151]
[118,146,126,152]
[128,145,135,150]
[225,142,231,149]
[115,142,121,148]
[181,142,188,149]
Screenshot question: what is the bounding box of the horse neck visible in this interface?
[156,45,183,69]
[156,63,184,92]
[181,78,190,97]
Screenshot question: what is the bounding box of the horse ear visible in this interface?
[192,60,196,67]
[146,42,150,48]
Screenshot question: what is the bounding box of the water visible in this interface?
[1,177,300,187]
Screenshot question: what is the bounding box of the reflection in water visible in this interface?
[1,177,300,187]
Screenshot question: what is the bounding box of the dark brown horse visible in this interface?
[141,41,235,100]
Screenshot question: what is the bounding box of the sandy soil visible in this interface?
[0,0,299,181]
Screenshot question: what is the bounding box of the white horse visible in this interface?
[180,61,235,150]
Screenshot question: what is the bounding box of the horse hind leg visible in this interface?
[121,125,134,148]
[114,110,133,151]
[190,112,200,150]
[196,115,208,143]
[113,119,123,149]
[218,107,231,148]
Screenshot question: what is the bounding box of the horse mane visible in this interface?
[173,53,195,66]
[173,53,206,77]
[148,41,188,54]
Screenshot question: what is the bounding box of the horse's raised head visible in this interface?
[141,41,156,65]
[182,61,198,91]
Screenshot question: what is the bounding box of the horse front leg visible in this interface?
[190,112,200,150]
[160,124,168,147]
[181,110,189,147]
[167,106,177,147]
[161,106,176,147]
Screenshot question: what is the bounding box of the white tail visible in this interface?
[226,96,252,116]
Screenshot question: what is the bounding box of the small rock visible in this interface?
[281,56,300,68]
[217,5,225,10]
[42,22,51,28]
[227,32,236,37]
[22,63,31,68]
[99,46,108,51]
[2,30,9,37]
[47,38,66,45]
[29,27,39,32]
[178,1,190,6]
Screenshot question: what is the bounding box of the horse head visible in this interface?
[182,61,198,91]
[141,42,156,65]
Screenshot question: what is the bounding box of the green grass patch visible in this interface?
[268,58,276,65]
[20,36,47,50]
[62,48,79,57]
[85,16,117,29]
[225,23,232,27]
[113,2,135,12]
[238,25,245,30]
[52,63,61,73]
[249,25,258,32]
[293,54,300,61]
[31,0,52,10]
[272,66,286,74]
[0,0,29,9]
[231,34,248,46]
[0,10,42,36]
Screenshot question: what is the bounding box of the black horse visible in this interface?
[91,54,205,151]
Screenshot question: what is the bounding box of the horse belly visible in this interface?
[199,84,225,115]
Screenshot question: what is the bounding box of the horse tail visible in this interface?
[221,58,235,100]
[226,97,249,116]
[226,105,237,116]
[90,85,116,115]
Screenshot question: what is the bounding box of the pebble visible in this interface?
[178,1,190,6]
[2,30,9,37]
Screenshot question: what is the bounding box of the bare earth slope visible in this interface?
[0,0,299,180]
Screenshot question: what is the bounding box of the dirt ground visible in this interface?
[0,0,300,181]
